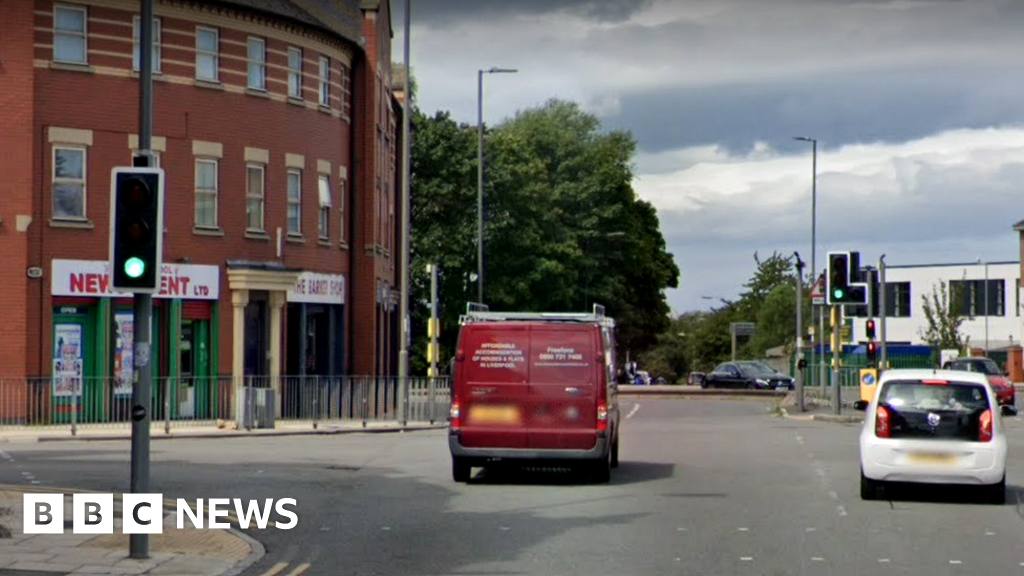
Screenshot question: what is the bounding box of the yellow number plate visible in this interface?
[468,405,520,425]
[908,452,956,465]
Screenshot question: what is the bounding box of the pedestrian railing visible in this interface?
[0,375,451,434]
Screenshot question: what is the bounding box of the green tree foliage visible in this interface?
[919,279,967,350]
[408,100,679,373]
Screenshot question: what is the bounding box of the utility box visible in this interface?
[241,387,275,429]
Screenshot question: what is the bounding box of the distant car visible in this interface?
[856,369,1015,503]
[635,370,652,386]
[943,357,1015,406]
[703,361,794,390]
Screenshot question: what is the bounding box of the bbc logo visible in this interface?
[24,494,163,535]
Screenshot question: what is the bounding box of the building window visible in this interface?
[247,37,266,90]
[288,47,303,99]
[246,164,265,232]
[319,57,330,106]
[287,170,302,235]
[338,179,346,243]
[950,279,1005,317]
[53,146,86,219]
[318,175,331,239]
[195,159,218,228]
[132,16,161,72]
[883,282,912,318]
[195,26,219,82]
[54,5,87,64]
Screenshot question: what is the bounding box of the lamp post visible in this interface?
[477,66,517,304]
[397,0,412,425]
[794,136,820,388]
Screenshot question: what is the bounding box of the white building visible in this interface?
[845,260,1021,350]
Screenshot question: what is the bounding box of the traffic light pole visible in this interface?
[879,255,888,370]
[130,0,155,559]
[794,253,805,412]
[832,305,841,415]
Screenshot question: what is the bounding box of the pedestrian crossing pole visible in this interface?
[426,264,440,378]
[831,305,841,415]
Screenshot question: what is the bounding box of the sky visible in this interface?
[391,0,1024,314]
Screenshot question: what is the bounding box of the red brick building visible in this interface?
[0,0,402,421]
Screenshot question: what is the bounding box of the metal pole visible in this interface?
[476,70,484,304]
[130,0,154,559]
[985,261,990,354]
[429,263,438,424]
[397,0,411,427]
[810,139,817,393]
[794,254,805,412]
[819,272,826,390]
[831,305,841,415]
[731,328,737,362]
[879,255,888,369]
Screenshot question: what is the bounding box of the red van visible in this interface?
[448,306,620,483]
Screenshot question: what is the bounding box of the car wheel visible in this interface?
[610,437,620,469]
[746,381,756,390]
[986,476,1006,505]
[860,468,879,500]
[452,456,471,483]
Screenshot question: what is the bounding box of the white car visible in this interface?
[856,368,1016,503]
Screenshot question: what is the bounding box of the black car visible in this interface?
[703,361,795,390]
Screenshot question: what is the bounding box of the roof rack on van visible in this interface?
[460,303,613,326]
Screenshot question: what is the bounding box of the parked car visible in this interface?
[448,308,620,483]
[635,370,652,386]
[703,361,795,390]
[855,369,1016,503]
[943,357,1015,406]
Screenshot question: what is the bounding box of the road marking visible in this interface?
[949,560,962,565]
[737,527,749,532]
[626,404,641,419]
[676,527,688,531]
[283,563,311,576]
[828,491,838,500]
[811,557,825,562]
[740,556,753,562]
[500,526,511,531]
[381,526,391,531]
[805,527,816,532]
[837,506,848,517]
[256,562,289,576]
[878,559,891,563]
[986,531,996,536]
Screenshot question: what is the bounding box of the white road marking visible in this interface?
[737,527,749,532]
[740,557,753,562]
[500,526,511,531]
[837,506,848,517]
[381,526,391,531]
[949,560,962,565]
[626,404,641,419]
[805,527,816,532]
[878,559,891,563]
[676,527,687,531]
[986,531,996,536]
[811,557,825,562]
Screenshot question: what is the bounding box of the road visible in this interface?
[2,398,1024,575]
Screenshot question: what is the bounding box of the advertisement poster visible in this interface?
[53,324,83,398]
[113,312,134,396]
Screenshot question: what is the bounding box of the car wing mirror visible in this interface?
[853,400,869,411]
[1001,405,1018,417]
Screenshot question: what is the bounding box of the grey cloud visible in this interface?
[394,0,655,27]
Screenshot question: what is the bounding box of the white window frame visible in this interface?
[132,15,161,73]
[287,169,302,235]
[53,4,88,65]
[195,159,218,229]
[287,47,303,99]
[195,26,219,82]
[318,56,330,107]
[338,179,346,243]
[318,174,331,239]
[247,37,266,90]
[246,163,265,232]
[52,145,87,220]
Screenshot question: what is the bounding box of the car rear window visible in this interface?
[878,379,992,440]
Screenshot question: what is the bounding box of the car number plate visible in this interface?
[908,452,956,465]
[468,405,520,425]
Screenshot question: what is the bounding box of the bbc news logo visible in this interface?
[23,494,298,534]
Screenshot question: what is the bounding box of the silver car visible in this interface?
[855,369,1016,503]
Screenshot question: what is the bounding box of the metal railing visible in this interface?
[0,375,451,434]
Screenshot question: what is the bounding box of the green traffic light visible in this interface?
[124,257,146,279]
[833,288,845,300]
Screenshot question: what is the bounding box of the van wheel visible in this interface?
[452,457,471,483]
[986,476,1006,505]
[610,437,620,469]
[860,468,879,500]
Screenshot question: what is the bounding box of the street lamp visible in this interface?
[794,136,820,388]
[477,66,518,304]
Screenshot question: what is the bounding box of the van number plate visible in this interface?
[468,405,520,425]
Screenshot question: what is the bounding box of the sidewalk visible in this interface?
[0,488,262,576]
[775,391,865,424]
[0,420,448,444]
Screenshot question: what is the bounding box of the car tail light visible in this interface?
[980,409,993,442]
[875,405,891,438]
[450,400,462,430]
[922,379,949,386]
[596,401,608,432]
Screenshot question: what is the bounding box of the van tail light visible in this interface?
[450,400,462,430]
[980,409,993,442]
[875,405,891,438]
[596,401,608,432]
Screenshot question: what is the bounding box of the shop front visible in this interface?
[50,259,220,424]
[283,272,345,417]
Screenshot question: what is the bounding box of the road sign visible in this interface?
[730,322,755,337]
[811,274,825,306]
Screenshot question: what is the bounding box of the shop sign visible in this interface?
[287,272,345,305]
[51,260,219,300]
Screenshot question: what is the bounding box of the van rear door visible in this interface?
[457,324,530,449]
[526,324,599,450]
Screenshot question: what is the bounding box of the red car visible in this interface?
[945,357,1016,406]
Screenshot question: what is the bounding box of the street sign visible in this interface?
[811,274,825,306]
[730,322,755,337]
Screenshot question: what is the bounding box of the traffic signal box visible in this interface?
[109,167,164,293]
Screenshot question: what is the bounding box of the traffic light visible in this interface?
[865,319,876,340]
[866,341,878,363]
[109,167,164,293]
[826,251,868,305]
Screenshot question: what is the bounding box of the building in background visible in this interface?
[0,0,402,422]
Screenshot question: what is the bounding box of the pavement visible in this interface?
[0,420,448,444]
[0,488,261,576]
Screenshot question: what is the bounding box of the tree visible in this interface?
[919,280,967,350]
